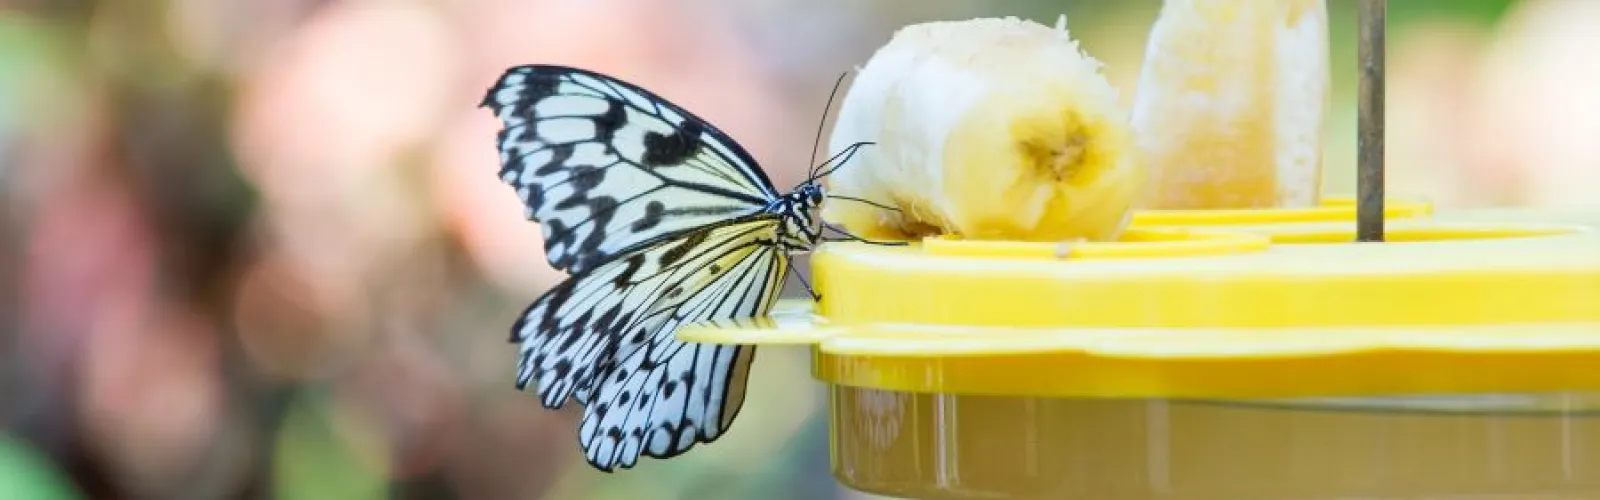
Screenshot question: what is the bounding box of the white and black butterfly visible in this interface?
[480,65,894,471]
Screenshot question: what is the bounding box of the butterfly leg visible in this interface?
[822,222,909,247]
[785,258,822,302]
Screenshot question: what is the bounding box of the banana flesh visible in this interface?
[1131,0,1330,209]
[824,16,1146,243]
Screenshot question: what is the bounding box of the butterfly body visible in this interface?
[481,65,846,471]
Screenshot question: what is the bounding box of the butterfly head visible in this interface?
[769,181,827,254]
[798,181,825,208]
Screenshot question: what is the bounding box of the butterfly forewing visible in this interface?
[510,216,789,471]
[482,65,783,274]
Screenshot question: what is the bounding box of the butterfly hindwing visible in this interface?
[510,215,790,471]
[481,65,783,274]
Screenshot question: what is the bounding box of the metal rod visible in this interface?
[1357,0,1387,242]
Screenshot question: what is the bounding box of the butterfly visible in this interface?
[479,64,896,471]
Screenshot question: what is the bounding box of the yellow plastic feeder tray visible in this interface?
[680,199,1600,500]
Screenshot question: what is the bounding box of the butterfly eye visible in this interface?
[809,189,824,205]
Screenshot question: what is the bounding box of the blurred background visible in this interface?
[1,0,1597,498]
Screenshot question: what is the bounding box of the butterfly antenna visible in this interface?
[798,141,872,189]
[807,71,852,180]
[812,142,872,181]
[828,195,903,214]
[812,141,870,176]
[823,222,909,247]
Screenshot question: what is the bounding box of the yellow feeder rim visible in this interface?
[1130,196,1434,227]
[678,207,1600,398]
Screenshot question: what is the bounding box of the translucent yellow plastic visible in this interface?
[828,390,1600,500]
[674,200,1600,499]
[683,205,1600,397]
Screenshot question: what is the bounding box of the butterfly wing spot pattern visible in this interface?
[481,65,830,471]
[485,65,783,275]
[515,217,787,469]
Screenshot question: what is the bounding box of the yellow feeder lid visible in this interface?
[1131,196,1435,227]
[679,201,1600,399]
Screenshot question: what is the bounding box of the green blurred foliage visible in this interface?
[0,435,82,500]
[272,391,392,500]
[0,13,70,135]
